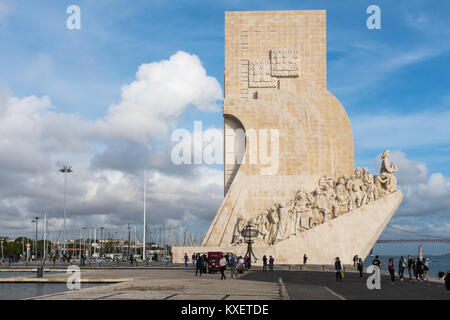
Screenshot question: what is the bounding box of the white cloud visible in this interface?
[385,151,450,224]
[0,51,224,237]
[95,51,222,143]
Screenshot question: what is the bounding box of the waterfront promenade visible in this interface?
[0,263,448,300]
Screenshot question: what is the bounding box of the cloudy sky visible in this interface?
[0,0,448,253]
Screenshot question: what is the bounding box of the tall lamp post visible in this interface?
[99,227,104,257]
[59,166,73,255]
[31,217,39,262]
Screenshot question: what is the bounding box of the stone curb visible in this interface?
[278,277,290,300]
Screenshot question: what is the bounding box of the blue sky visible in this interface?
[0,0,449,253]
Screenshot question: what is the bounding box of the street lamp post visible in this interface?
[31,217,39,262]
[100,227,104,257]
[59,166,73,255]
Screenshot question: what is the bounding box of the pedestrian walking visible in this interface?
[334,257,343,283]
[407,255,413,280]
[229,254,238,278]
[388,257,395,283]
[219,255,227,280]
[398,256,406,281]
[357,258,363,278]
[269,256,274,272]
[184,253,188,267]
[303,254,308,265]
[262,255,268,271]
[192,253,196,265]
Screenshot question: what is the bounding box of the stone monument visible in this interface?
[173,10,403,265]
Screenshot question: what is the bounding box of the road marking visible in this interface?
[323,286,346,300]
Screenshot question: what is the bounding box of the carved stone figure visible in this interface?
[274,203,291,243]
[375,150,398,195]
[231,214,246,244]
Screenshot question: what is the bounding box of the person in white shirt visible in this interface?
[219,255,227,280]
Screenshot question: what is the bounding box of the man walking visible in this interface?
[303,254,308,265]
[262,255,267,271]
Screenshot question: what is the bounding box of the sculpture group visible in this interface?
[232,150,398,246]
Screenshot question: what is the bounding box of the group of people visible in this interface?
[187,252,276,279]
[354,254,438,283]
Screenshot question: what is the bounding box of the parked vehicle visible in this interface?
[207,251,222,273]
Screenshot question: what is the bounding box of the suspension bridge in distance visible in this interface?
[376,225,450,243]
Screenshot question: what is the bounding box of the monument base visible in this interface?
[173,190,403,265]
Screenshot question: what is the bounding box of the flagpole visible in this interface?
[142,169,146,260]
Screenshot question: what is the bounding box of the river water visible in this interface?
[0,272,100,300]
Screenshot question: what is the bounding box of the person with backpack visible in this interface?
[334,257,343,283]
[398,256,406,281]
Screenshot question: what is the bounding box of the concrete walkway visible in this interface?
[29,269,281,300]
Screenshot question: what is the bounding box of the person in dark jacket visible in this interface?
[334,257,343,283]
[407,255,414,280]
[416,258,424,281]
[388,258,395,283]
[262,255,268,271]
[195,255,203,276]
[357,258,364,278]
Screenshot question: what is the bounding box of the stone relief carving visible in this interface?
[248,48,299,88]
[231,150,399,246]
[248,60,277,88]
[270,48,299,77]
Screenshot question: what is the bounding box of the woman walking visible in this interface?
[219,255,227,280]
[388,257,395,283]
